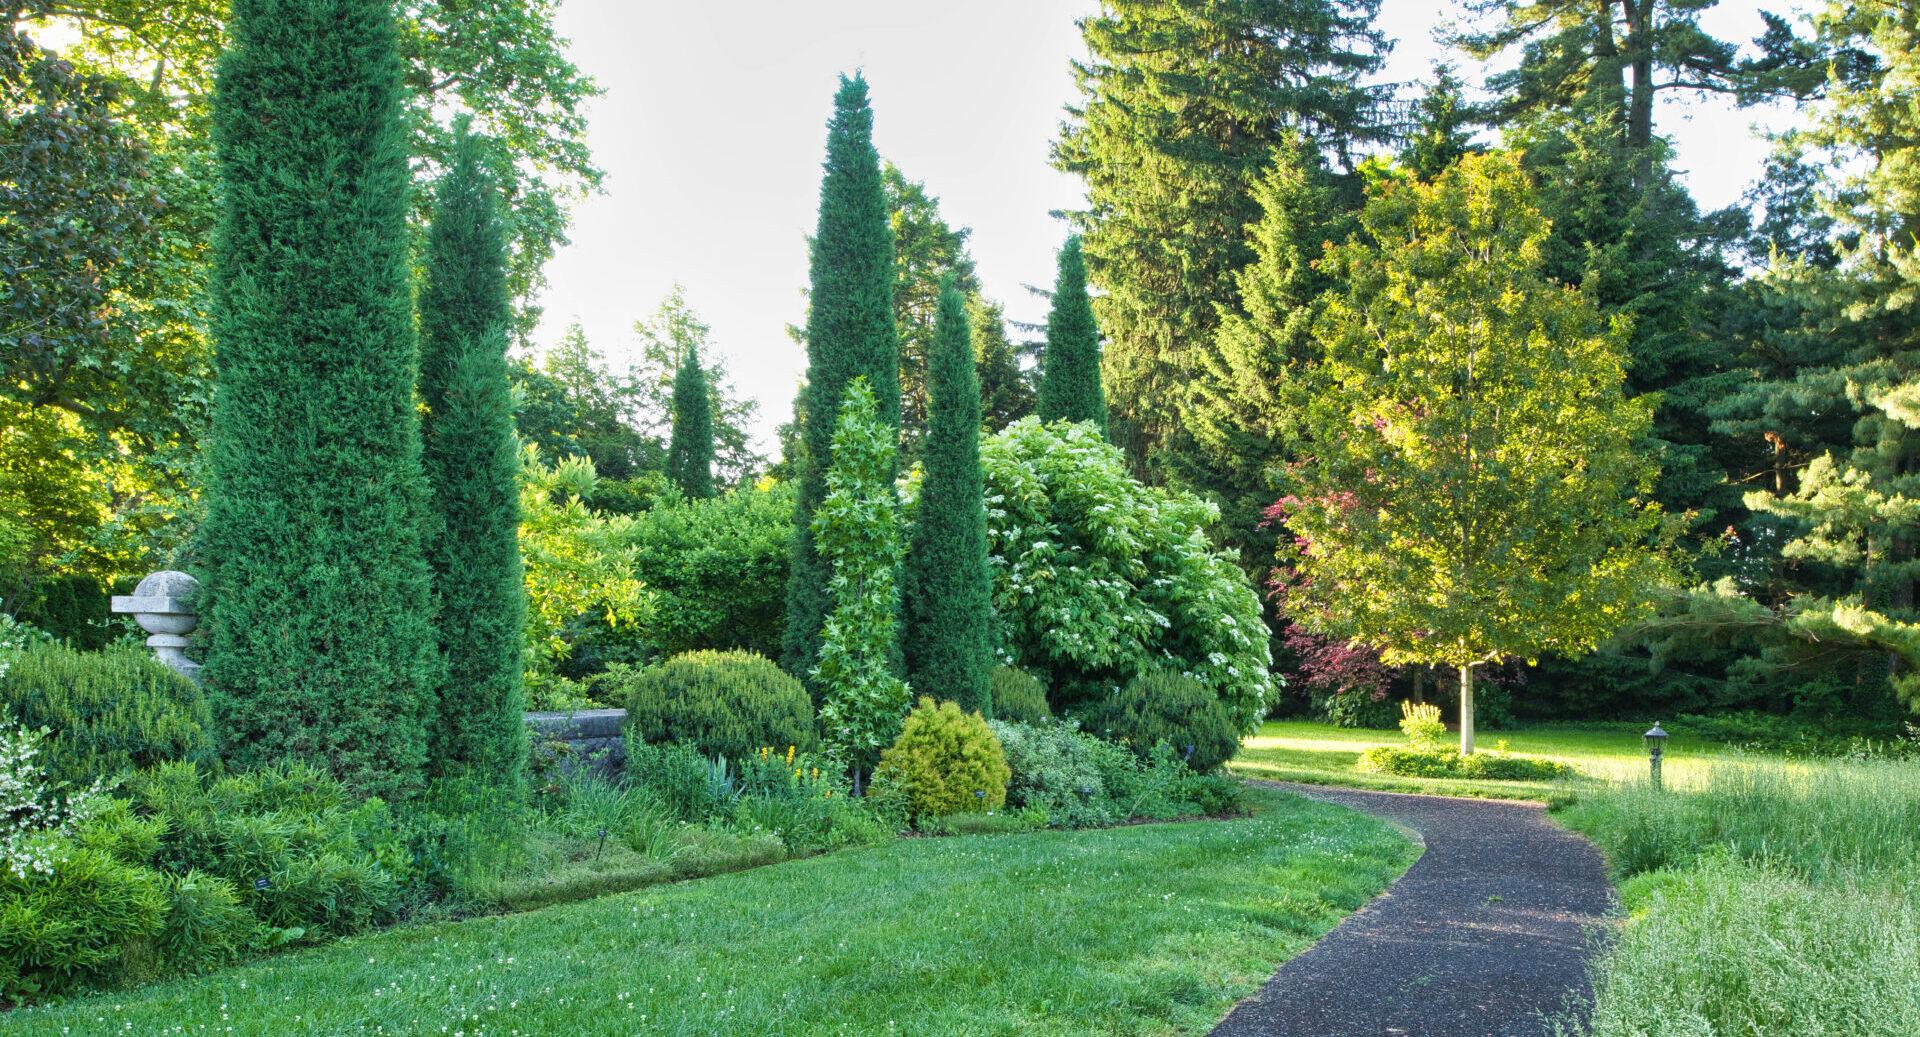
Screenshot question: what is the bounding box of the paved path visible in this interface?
[1211,783,1614,1037]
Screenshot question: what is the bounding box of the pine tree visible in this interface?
[199,0,437,797]
[1401,65,1477,180]
[782,73,900,688]
[905,280,992,715]
[1036,236,1107,436]
[1054,0,1389,471]
[666,345,715,498]
[970,293,1032,432]
[418,119,526,788]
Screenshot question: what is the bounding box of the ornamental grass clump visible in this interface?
[874,697,1009,823]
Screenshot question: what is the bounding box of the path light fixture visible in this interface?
[1644,722,1668,790]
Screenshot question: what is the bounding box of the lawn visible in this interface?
[1,787,1414,1036]
[1230,719,1728,801]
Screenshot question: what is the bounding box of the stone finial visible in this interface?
[110,570,202,680]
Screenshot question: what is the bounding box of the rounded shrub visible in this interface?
[874,697,1010,822]
[0,845,168,1003]
[612,650,816,762]
[989,666,1050,724]
[1089,667,1242,773]
[0,642,215,785]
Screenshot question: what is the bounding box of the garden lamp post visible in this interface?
[1644,722,1668,790]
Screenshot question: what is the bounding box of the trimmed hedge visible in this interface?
[1088,666,1241,773]
[1356,746,1571,781]
[0,642,215,785]
[610,650,816,762]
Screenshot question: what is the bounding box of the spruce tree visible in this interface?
[200,0,437,797]
[970,294,1032,432]
[905,280,992,714]
[419,119,526,788]
[1036,236,1108,437]
[666,345,715,498]
[782,73,900,688]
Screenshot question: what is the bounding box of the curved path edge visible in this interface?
[1211,781,1615,1037]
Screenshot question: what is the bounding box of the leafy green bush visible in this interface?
[990,666,1050,724]
[874,698,1010,822]
[124,762,409,940]
[982,419,1272,727]
[627,484,793,659]
[624,736,735,822]
[987,719,1119,828]
[1087,667,1242,772]
[1398,701,1446,749]
[154,871,258,972]
[612,650,816,762]
[1356,745,1570,781]
[0,844,167,1004]
[0,642,214,785]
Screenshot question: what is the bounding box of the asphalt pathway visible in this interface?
[1210,782,1614,1037]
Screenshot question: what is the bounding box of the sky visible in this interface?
[533,0,1809,455]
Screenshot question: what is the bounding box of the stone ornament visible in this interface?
[110,570,203,680]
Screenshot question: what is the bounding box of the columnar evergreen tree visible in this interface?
[905,280,992,714]
[1036,236,1108,436]
[666,345,715,498]
[419,119,527,788]
[200,0,438,797]
[813,379,910,784]
[884,162,981,460]
[1055,0,1389,471]
[782,73,900,688]
[1278,154,1675,753]
[970,294,1032,431]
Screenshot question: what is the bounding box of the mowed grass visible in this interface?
[2,788,1414,1037]
[1230,719,1728,801]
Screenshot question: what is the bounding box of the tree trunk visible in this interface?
[1458,665,1476,756]
[1412,665,1426,705]
[1622,0,1656,181]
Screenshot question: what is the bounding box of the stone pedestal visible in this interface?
[110,570,202,680]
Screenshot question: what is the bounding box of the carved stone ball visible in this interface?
[126,570,200,636]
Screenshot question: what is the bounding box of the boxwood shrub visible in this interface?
[610,650,816,762]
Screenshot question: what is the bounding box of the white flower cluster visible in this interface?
[0,715,106,880]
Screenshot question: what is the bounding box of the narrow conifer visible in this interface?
[200,0,437,797]
[782,73,900,689]
[666,345,716,498]
[1037,236,1108,437]
[905,280,993,714]
[419,120,526,788]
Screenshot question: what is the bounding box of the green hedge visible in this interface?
[1356,745,1571,781]
[0,642,214,785]
[611,650,816,762]
[1088,667,1241,773]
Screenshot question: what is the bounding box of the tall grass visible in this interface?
[1559,754,1920,1036]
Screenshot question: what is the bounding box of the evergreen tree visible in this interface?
[199,0,438,797]
[971,294,1032,432]
[631,287,764,487]
[1279,154,1675,752]
[1036,236,1107,436]
[1180,133,1352,563]
[1055,0,1389,472]
[884,162,981,460]
[782,74,900,688]
[905,281,992,715]
[1401,66,1478,180]
[418,119,526,788]
[665,344,715,498]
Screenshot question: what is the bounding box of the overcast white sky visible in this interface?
[533,0,1807,454]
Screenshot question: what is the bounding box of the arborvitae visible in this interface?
[418,119,526,788]
[1036,236,1107,437]
[904,280,992,714]
[782,73,900,689]
[200,0,437,797]
[666,345,715,497]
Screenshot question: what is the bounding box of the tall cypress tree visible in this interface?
[905,280,992,714]
[1036,236,1108,437]
[419,119,526,788]
[200,0,437,797]
[781,73,900,687]
[666,345,716,498]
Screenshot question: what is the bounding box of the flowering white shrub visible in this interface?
[0,713,106,879]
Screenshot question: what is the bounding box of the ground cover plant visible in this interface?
[1556,754,1920,1036]
[0,787,1414,1035]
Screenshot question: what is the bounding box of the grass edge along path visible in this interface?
[2,787,1415,1037]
